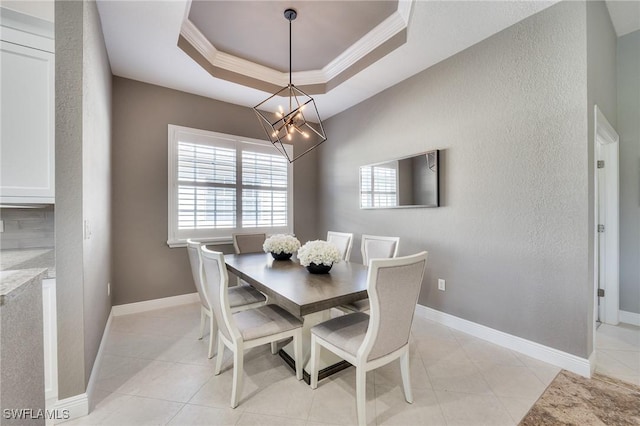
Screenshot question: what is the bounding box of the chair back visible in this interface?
[186,239,210,310]
[361,235,400,265]
[327,231,354,261]
[359,252,428,362]
[199,247,239,343]
[233,233,267,254]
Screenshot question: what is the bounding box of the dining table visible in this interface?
[224,252,369,383]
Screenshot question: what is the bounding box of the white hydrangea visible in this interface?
[297,240,342,267]
[263,234,301,254]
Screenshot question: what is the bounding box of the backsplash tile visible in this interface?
[0,206,55,249]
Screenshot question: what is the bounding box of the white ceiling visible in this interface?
[96,1,566,119]
[605,0,640,37]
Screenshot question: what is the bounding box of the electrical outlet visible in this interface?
[438,279,446,291]
[107,282,111,296]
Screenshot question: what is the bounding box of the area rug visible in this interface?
[519,370,640,425]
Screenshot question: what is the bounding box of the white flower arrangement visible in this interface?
[263,234,301,254]
[297,240,342,267]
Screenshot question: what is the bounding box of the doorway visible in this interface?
[594,105,620,326]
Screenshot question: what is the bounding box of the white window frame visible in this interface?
[167,125,293,248]
[360,161,398,208]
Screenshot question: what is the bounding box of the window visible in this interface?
[168,125,293,247]
[360,163,398,208]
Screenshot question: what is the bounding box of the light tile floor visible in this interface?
[595,322,640,386]
[63,303,562,426]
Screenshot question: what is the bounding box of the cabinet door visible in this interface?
[1,41,55,202]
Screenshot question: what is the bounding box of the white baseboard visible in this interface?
[49,392,88,424]
[50,293,200,423]
[619,310,640,327]
[415,305,592,377]
[111,292,199,316]
[85,311,113,407]
[50,310,114,424]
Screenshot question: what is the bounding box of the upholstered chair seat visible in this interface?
[310,251,428,426]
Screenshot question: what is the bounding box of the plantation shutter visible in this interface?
[177,141,236,229]
[242,149,288,227]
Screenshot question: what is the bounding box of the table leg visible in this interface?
[280,309,351,384]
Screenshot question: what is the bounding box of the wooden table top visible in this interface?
[224,253,368,318]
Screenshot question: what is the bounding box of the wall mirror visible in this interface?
[360,150,439,209]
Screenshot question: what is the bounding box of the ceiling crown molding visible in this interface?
[322,0,413,81]
[178,0,414,95]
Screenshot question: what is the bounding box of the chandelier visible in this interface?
[253,8,327,163]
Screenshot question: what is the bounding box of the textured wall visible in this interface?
[586,0,617,350]
[55,0,112,398]
[55,0,86,399]
[111,77,318,305]
[618,30,640,315]
[319,2,592,357]
[81,0,112,386]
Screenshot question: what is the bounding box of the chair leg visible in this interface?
[270,341,278,355]
[231,347,244,408]
[310,335,320,389]
[293,331,303,381]
[214,333,224,375]
[208,315,216,359]
[400,350,413,404]
[199,308,205,340]
[356,368,367,426]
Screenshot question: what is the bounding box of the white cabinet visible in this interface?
[42,278,58,401]
[0,11,55,204]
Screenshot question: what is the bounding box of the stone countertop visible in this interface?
[0,268,47,306]
[0,248,55,278]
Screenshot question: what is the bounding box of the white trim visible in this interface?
[178,1,414,89]
[85,312,113,405]
[167,124,294,248]
[589,350,597,376]
[0,7,54,52]
[49,312,114,423]
[619,310,640,326]
[112,292,200,317]
[415,305,592,377]
[168,237,233,249]
[50,393,88,424]
[43,278,58,401]
[594,105,620,327]
[50,294,202,423]
[322,2,412,81]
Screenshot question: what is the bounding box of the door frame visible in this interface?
[593,105,620,327]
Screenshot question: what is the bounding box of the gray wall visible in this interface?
[81,0,112,387]
[112,77,318,305]
[0,207,54,249]
[618,30,640,315]
[586,0,617,347]
[55,0,112,399]
[319,1,593,357]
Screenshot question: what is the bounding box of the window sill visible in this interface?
[167,237,233,248]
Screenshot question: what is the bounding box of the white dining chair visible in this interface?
[186,239,267,358]
[338,235,400,313]
[309,251,428,426]
[200,247,304,408]
[327,231,354,262]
